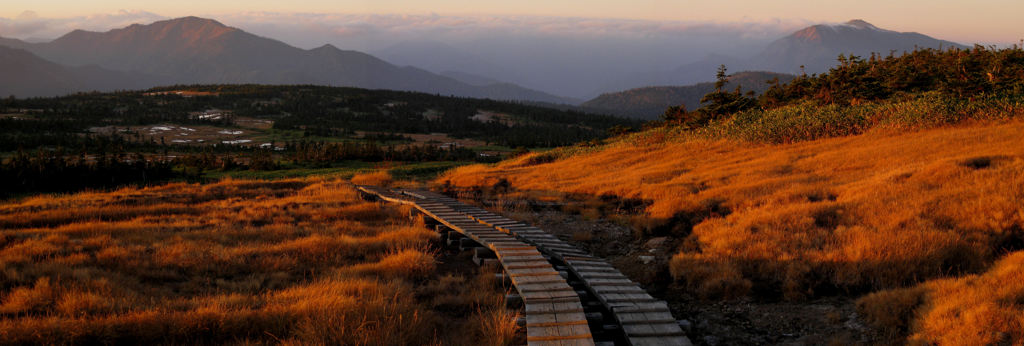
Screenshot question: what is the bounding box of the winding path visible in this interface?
[357,185,691,346]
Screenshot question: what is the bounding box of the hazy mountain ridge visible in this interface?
[593,20,967,98]
[0,45,158,97]
[0,17,574,103]
[582,71,795,119]
[755,19,968,74]
[583,20,967,117]
[0,17,970,104]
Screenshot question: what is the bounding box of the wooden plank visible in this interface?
[510,231,547,235]
[601,295,658,304]
[626,336,692,346]
[475,216,509,220]
[589,285,646,294]
[500,253,548,261]
[509,269,562,276]
[525,320,589,328]
[526,327,592,341]
[565,260,609,267]
[615,312,649,324]
[502,256,552,264]
[621,323,655,336]
[551,249,590,256]
[491,245,538,251]
[474,236,516,242]
[526,296,584,304]
[479,218,516,223]
[483,221,520,227]
[472,232,514,237]
[547,248,587,254]
[522,290,581,300]
[518,282,576,293]
[580,278,635,286]
[640,311,678,324]
[525,302,584,314]
[426,212,465,217]
[577,272,630,280]
[508,262,562,270]
[501,226,543,231]
[497,248,543,255]
[570,265,618,272]
[558,339,598,346]
[533,239,568,244]
[525,312,558,325]
[610,302,671,313]
[520,286,577,295]
[514,274,569,284]
[622,322,686,337]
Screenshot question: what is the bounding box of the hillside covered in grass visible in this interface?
[0,178,518,344]
[438,46,1024,344]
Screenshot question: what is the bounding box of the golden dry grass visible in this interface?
[351,171,394,187]
[0,178,517,345]
[858,250,1024,345]
[439,120,1024,300]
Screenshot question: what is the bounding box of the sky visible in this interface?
[0,0,1022,44]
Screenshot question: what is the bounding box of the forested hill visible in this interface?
[3,84,637,148]
[583,71,794,119]
[653,46,1024,143]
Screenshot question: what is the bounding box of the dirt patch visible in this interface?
[358,131,489,149]
[88,124,274,147]
[470,110,516,126]
[235,117,274,130]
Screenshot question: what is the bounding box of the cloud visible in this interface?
[212,12,809,47]
[0,10,165,40]
[0,10,807,47]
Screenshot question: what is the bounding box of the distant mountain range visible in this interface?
[0,17,574,103]
[582,71,795,119]
[0,45,159,98]
[0,17,969,108]
[580,20,969,118]
[591,19,968,97]
[754,19,967,74]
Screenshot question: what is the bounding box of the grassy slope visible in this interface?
[439,119,1024,344]
[0,178,517,344]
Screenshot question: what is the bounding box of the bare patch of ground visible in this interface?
[357,131,489,148]
[471,110,516,125]
[88,124,276,147]
[234,117,274,130]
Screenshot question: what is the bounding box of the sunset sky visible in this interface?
[1,0,1022,44]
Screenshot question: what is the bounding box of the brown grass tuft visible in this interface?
[0,278,55,315]
[858,251,1024,344]
[351,170,394,187]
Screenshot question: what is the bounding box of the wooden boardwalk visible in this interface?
[357,185,595,346]
[358,186,691,346]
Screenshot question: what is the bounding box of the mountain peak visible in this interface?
[844,19,877,30]
[108,16,238,42]
[312,44,339,51]
[167,16,228,28]
[760,19,967,75]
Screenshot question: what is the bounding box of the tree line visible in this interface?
[664,45,1024,126]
